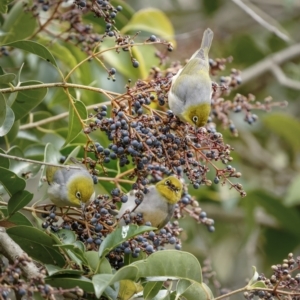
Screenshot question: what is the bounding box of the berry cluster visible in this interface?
[243,253,300,300]
[0,254,84,299]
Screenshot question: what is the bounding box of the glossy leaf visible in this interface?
[0,104,15,137]
[45,264,84,276]
[0,73,15,84]
[144,281,163,300]
[11,81,47,121]
[8,190,33,216]
[249,281,267,289]
[121,8,175,46]
[133,250,202,283]
[52,228,76,244]
[97,257,112,275]
[247,266,259,286]
[0,0,13,14]
[93,265,138,298]
[99,225,156,258]
[0,167,26,196]
[0,93,6,127]
[101,39,157,80]
[85,251,101,273]
[0,148,9,168]
[178,281,214,300]
[63,100,87,146]
[1,1,37,44]
[41,39,77,70]
[7,226,65,267]
[5,40,58,67]
[46,276,94,292]
[0,207,33,227]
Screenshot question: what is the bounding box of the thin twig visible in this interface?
[231,0,291,42]
[241,43,300,85]
[19,102,110,130]
[0,153,80,170]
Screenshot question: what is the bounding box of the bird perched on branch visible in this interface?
[46,157,95,208]
[117,176,183,229]
[168,28,214,128]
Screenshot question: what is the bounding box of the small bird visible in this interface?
[168,28,214,128]
[46,157,95,208]
[117,176,183,229]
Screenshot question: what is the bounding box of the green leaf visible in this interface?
[0,0,13,14]
[249,281,267,289]
[7,226,65,267]
[11,81,47,121]
[121,8,175,46]
[285,174,300,206]
[0,207,33,226]
[39,38,77,70]
[0,149,9,169]
[4,40,57,67]
[6,146,41,178]
[101,37,157,80]
[63,100,87,146]
[93,265,138,298]
[85,251,101,273]
[0,93,6,127]
[0,104,15,137]
[52,229,77,244]
[263,113,300,153]
[0,73,15,84]
[177,281,214,300]
[99,225,156,258]
[92,274,114,298]
[0,167,26,196]
[133,250,202,283]
[8,190,33,216]
[96,257,112,275]
[58,243,89,265]
[45,276,94,292]
[144,281,163,300]
[1,1,37,44]
[45,264,84,277]
[247,266,259,286]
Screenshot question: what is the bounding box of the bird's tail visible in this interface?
[193,28,214,61]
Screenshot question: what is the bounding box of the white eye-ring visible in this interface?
[76,191,81,199]
[165,180,170,185]
[192,116,198,124]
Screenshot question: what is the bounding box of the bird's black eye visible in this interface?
[192,116,198,124]
[165,180,170,185]
[76,191,81,199]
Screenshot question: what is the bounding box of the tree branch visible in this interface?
[0,227,43,279]
[241,43,300,85]
[231,0,291,42]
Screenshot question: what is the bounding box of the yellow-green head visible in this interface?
[66,173,95,206]
[182,102,211,128]
[155,176,183,204]
[168,28,213,128]
[46,162,95,207]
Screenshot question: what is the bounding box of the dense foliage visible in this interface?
[0,0,300,299]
